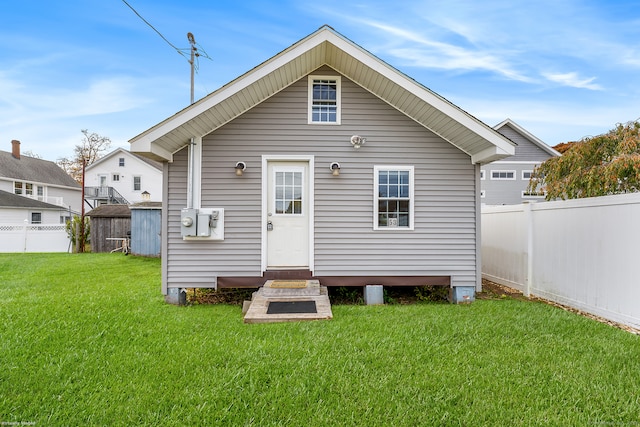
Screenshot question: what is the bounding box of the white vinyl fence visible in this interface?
[0,223,71,253]
[482,193,640,330]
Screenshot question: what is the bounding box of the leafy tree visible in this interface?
[529,120,640,200]
[66,215,90,253]
[57,129,111,183]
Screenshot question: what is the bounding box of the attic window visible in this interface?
[119,158,125,167]
[308,76,341,124]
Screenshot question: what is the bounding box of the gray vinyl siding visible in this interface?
[481,123,556,205]
[165,68,478,289]
[481,164,543,205]
[496,123,552,161]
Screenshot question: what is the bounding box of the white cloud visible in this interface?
[362,21,533,83]
[542,72,603,91]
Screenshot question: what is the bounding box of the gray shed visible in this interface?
[130,202,162,257]
[86,205,131,253]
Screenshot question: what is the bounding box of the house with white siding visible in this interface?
[84,147,162,208]
[481,119,561,205]
[130,26,515,304]
[0,140,81,216]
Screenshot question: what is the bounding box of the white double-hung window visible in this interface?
[308,76,340,124]
[374,166,414,230]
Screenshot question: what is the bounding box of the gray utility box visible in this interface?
[181,208,197,237]
[180,207,225,240]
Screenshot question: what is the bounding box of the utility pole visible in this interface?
[187,32,199,105]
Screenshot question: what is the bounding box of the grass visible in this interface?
[1,253,639,426]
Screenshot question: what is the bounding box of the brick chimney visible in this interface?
[11,140,20,159]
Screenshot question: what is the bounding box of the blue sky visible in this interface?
[1,0,639,160]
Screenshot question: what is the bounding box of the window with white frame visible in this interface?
[133,176,141,191]
[14,182,22,195]
[31,212,42,224]
[480,170,485,180]
[491,170,516,180]
[374,166,414,230]
[522,170,533,180]
[308,76,340,124]
[522,190,546,198]
[113,173,120,182]
[119,157,125,167]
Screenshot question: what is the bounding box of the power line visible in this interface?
[122,0,213,103]
[121,0,189,61]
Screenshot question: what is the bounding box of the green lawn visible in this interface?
[0,253,638,426]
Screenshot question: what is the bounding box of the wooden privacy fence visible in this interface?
[0,223,70,253]
[482,193,640,330]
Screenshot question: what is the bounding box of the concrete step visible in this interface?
[243,280,332,324]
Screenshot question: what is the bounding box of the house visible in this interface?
[0,189,72,224]
[0,140,81,215]
[129,26,515,304]
[481,119,561,205]
[0,189,71,253]
[84,147,162,208]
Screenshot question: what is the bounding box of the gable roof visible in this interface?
[494,119,561,157]
[86,147,163,172]
[0,150,80,188]
[0,189,68,210]
[130,25,515,164]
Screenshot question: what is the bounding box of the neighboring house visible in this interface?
[84,147,162,208]
[0,189,72,224]
[0,140,81,215]
[481,119,561,205]
[130,26,515,303]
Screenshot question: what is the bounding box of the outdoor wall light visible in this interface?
[235,161,247,176]
[350,135,366,149]
[330,162,341,176]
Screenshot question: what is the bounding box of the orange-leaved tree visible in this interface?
[529,120,640,200]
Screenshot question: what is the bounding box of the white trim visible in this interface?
[130,26,515,163]
[490,170,516,180]
[373,165,415,231]
[494,118,561,157]
[480,190,486,198]
[308,75,341,125]
[490,160,544,165]
[480,170,485,180]
[261,155,315,273]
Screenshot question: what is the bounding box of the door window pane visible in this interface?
[274,171,303,215]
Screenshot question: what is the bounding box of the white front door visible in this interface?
[266,161,310,269]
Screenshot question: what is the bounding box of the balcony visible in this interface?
[84,186,129,205]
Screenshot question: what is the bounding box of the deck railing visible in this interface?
[84,186,129,205]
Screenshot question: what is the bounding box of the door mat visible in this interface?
[270,280,308,288]
[267,301,317,314]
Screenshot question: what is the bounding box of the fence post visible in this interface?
[523,202,533,297]
[22,219,28,253]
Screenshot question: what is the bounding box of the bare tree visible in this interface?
[57,129,111,183]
